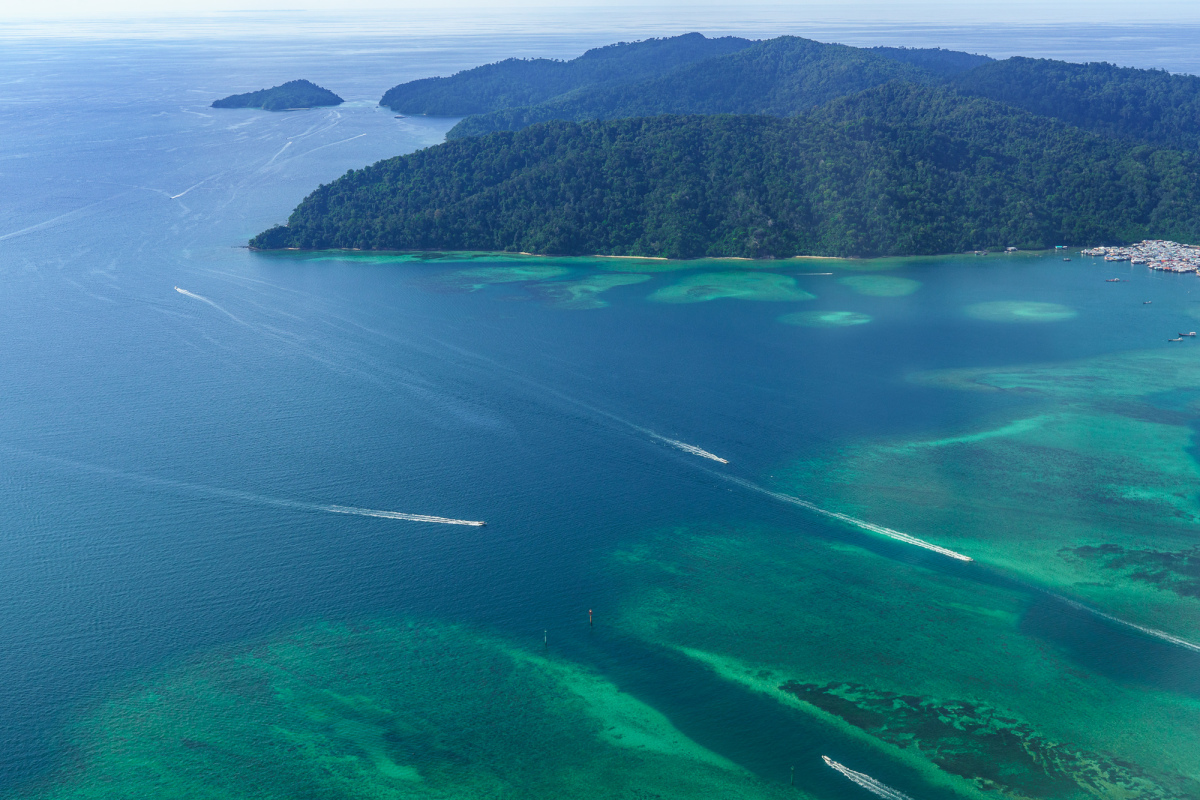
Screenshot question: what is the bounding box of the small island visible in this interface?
[211,79,343,111]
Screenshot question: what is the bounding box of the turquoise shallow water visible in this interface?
[2,28,1200,800]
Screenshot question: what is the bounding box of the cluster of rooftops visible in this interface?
[1082,240,1200,273]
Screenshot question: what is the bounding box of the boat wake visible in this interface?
[169,173,219,200]
[723,476,972,562]
[649,433,729,463]
[1052,594,1200,653]
[5,445,484,528]
[322,504,485,526]
[822,757,914,800]
[0,192,131,242]
[175,286,247,325]
[413,335,731,465]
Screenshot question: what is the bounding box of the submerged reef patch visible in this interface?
[964,300,1076,322]
[777,680,1178,800]
[779,310,872,327]
[866,345,1200,635]
[595,257,779,273]
[432,264,571,291]
[648,272,815,304]
[613,527,1200,800]
[785,407,1200,638]
[531,273,651,309]
[1061,543,1200,599]
[31,620,801,800]
[837,275,921,296]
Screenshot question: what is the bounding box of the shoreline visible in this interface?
[251,246,1062,264]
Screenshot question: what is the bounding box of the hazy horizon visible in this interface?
[6,0,1200,27]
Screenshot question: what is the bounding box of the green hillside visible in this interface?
[951,56,1200,150]
[868,45,992,76]
[446,37,939,139]
[251,86,1200,258]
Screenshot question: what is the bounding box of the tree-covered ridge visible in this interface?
[868,46,992,76]
[379,33,753,116]
[251,87,1200,258]
[446,36,939,139]
[212,79,343,111]
[950,57,1200,150]
[442,39,1200,152]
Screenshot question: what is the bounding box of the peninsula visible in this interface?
[250,86,1200,258]
[212,80,343,111]
[252,35,1200,258]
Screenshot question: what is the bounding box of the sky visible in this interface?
[5,0,1200,23]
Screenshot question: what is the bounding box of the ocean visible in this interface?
[1,17,1199,799]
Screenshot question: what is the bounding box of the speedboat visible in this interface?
[1144,300,1153,304]
[1169,337,1184,342]
[1106,278,1121,282]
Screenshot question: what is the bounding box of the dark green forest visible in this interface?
[252,34,1200,258]
[212,80,343,111]
[252,87,1200,258]
[867,46,992,76]
[445,37,963,138]
[379,33,753,116]
[950,57,1200,150]
[426,36,1200,153]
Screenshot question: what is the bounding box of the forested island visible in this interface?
[213,79,343,111]
[252,34,1200,257]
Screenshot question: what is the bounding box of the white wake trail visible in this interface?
[0,192,130,242]
[297,133,367,158]
[170,173,219,199]
[1052,595,1200,653]
[649,433,729,463]
[822,757,915,800]
[262,140,292,168]
[723,476,973,562]
[175,286,248,325]
[4,445,484,528]
[414,335,733,464]
[322,505,485,526]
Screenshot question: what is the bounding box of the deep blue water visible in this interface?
[2,24,1200,799]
